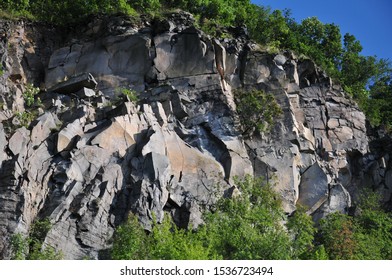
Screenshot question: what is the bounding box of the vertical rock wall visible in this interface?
[0,13,391,259]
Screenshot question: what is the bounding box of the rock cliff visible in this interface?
[0,13,391,259]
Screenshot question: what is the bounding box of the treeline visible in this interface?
[1,0,391,129]
[110,176,392,260]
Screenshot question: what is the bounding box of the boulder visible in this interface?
[57,119,84,152]
[153,30,215,79]
[298,163,329,214]
[30,112,58,146]
[385,169,392,189]
[76,87,96,98]
[48,73,97,94]
[8,127,30,156]
[91,115,138,157]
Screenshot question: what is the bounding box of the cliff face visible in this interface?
[0,13,391,259]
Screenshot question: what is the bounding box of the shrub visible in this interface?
[204,175,292,260]
[23,83,40,107]
[111,176,292,260]
[318,212,357,260]
[131,0,161,13]
[111,213,217,260]
[10,219,62,260]
[353,190,392,259]
[15,111,37,128]
[110,214,149,260]
[148,214,216,260]
[117,88,139,103]
[10,233,28,260]
[286,206,316,259]
[234,88,282,135]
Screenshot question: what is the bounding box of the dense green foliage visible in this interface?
[0,0,137,22]
[318,190,392,260]
[234,88,282,135]
[203,176,292,259]
[286,206,317,259]
[111,177,392,260]
[111,176,298,260]
[111,213,217,260]
[10,219,62,260]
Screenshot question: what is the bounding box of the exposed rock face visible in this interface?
[0,14,391,259]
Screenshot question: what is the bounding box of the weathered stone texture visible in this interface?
[0,15,390,259]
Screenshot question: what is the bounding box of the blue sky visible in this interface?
[251,0,392,61]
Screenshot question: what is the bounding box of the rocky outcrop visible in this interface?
[0,13,391,259]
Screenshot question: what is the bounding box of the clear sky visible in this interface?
[251,0,392,61]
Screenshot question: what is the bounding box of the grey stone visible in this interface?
[153,31,215,79]
[30,112,58,146]
[0,124,6,165]
[76,87,96,98]
[57,119,84,152]
[329,184,351,213]
[48,73,97,94]
[9,127,30,156]
[171,92,188,119]
[327,118,340,129]
[298,163,329,214]
[91,115,137,157]
[274,54,287,66]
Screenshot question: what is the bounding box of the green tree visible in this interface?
[131,0,161,13]
[149,214,217,260]
[287,206,316,259]
[110,214,149,260]
[111,176,295,260]
[10,233,28,260]
[26,218,62,260]
[353,190,392,259]
[10,219,62,260]
[318,212,357,259]
[368,72,392,129]
[111,213,217,260]
[253,9,291,49]
[205,176,292,259]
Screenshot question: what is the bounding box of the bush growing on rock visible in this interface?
[234,89,282,136]
[23,83,40,107]
[119,88,139,103]
[10,219,62,260]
